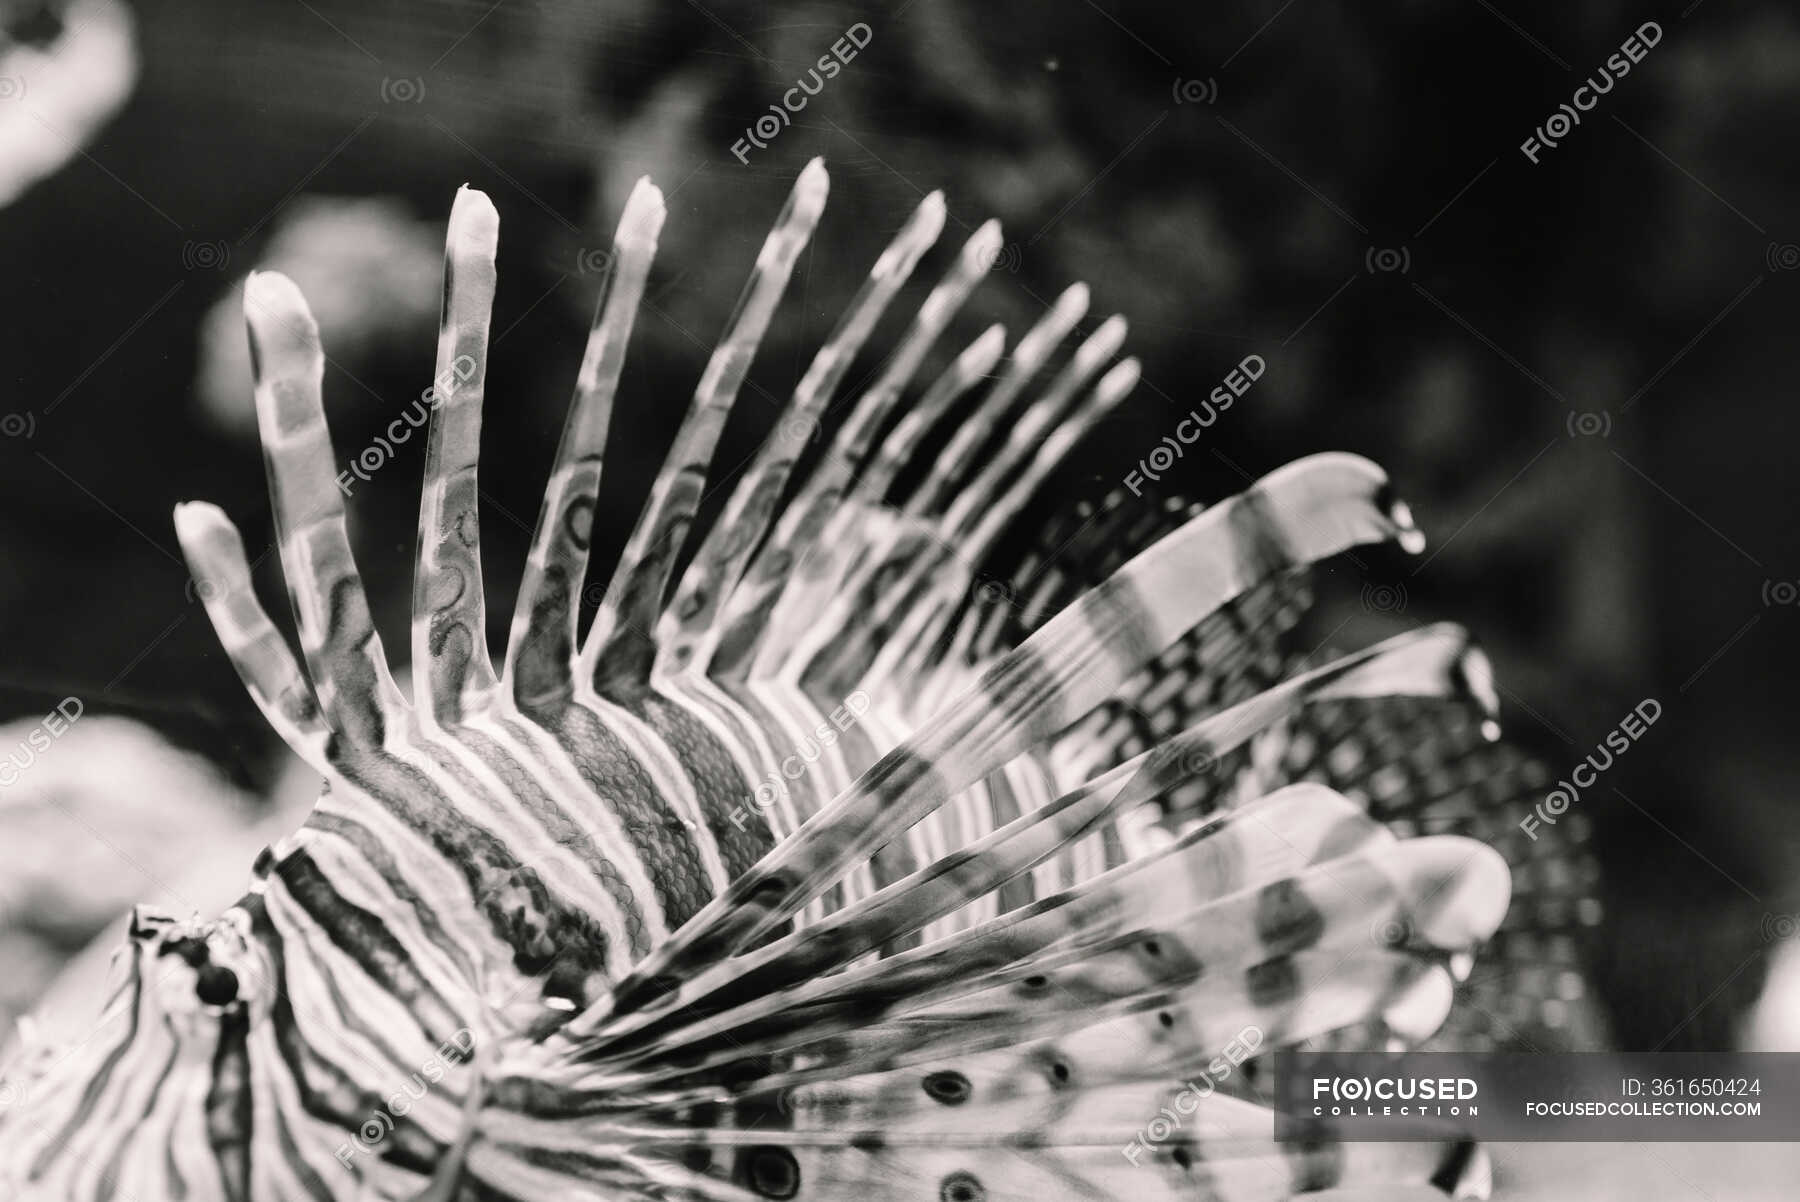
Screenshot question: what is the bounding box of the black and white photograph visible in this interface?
[0,1,1795,1197]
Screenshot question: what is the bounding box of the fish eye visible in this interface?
[195,965,239,1006]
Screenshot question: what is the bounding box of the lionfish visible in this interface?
[0,159,1598,1200]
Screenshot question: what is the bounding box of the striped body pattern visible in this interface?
[0,161,1569,1200]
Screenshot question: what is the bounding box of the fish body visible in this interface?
[0,161,1580,1200]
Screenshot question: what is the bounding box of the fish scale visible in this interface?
[0,161,1587,1201]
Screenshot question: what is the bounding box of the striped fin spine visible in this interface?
[655,191,948,681]
[713,220,1004,683]
[507,175,666,709]
[583,159,830,692]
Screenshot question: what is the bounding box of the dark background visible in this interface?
[1,0,1795,1057]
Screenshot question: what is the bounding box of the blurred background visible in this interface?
[0,0,1796,1184]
